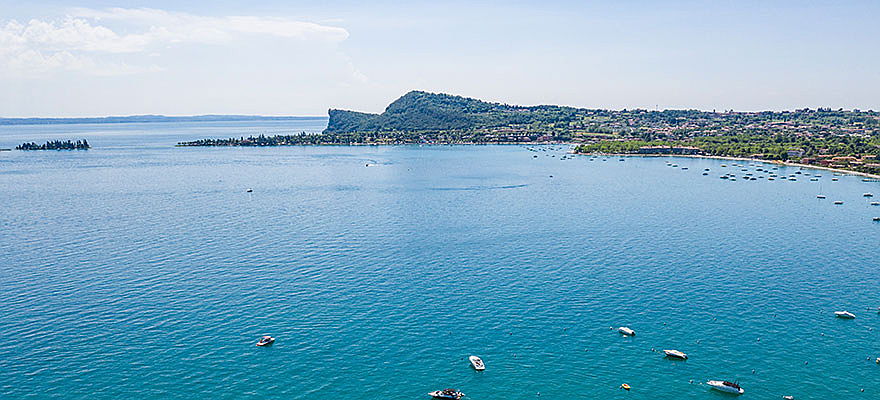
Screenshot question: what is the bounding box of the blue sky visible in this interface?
[1,0,878,117]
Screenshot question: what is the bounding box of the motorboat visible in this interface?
[618,326,635,336]
[429,389,465,399]
[817,195,826,199]
[707,380,744,395]
[663,349,688,360]
[835,311,856,319]
[871,202,880,206]
[834,201,844,205]
[468,355,485,371]
[256,336,275,346]
[864,193,874,197]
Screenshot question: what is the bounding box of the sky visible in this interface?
[1,0,879,117]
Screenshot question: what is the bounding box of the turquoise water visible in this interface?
[1,121,880,399]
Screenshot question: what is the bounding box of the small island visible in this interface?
[16,139,91,151]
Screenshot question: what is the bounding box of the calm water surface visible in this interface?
[1,121,879,399]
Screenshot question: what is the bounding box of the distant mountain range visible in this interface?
[0,115,326,126]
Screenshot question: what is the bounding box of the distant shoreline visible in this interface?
[581,152,880,180]
[0,115,327,127]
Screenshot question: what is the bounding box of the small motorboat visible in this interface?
[429,389,464,399]
[865,193,874,197]
[707,380,744,395]
[256,336,275,346]
[246,188,253,193]
[834,201,844,205]
[871,202,880,206]
[835,311,856,319]
[468,355,485,371]
[873,217,880,222]
[620,383,631,391]
[618,326,635,336]
[817,195,826,199]
[663,349,688,360]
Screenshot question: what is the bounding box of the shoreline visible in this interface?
[577,152,880,180]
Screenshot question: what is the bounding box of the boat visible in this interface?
[256,336,275,346]
[663,349,688,359]
[618,326,635,336]
[864,193,874,197]
[707,380,744,395]
[832,178,839,181]
[817,195,826,199]
[468,355,485,371]
[872,202,880,206]
[835,311,856,319]
[834,201,844,205]
[429,389,465,399]
[620,383,631,391]
[874,217,880,222]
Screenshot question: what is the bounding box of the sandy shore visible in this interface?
[577,152,880,180]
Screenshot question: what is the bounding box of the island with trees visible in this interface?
[176,90,880,174]
[16,139,91,150]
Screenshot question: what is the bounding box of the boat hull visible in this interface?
[707,381,744,395]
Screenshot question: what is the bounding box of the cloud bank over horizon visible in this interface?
[0,8,350,77]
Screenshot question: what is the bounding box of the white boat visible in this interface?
[871,202,880,206]
[429,389,464,399]
[468,355,485,371]
[835,311,856,319]
[834,201,844,205]
[865,193,874,197]
[663,349,688,359]
[256,336,275,346]
[707,380,744,395]
[817,195,826,199]
[618,326,635,336]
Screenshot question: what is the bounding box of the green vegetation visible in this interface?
[16,139,90,150]
[576,134,880,174]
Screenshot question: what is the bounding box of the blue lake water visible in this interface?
[1,120,879,399]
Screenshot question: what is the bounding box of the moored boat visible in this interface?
[618,326,635,336]
[468,355,485,371]
[429,389,465,399]
[256,336,275,346]
[835,311,856,319]
[707,380,744,395]
[663,349,688,359]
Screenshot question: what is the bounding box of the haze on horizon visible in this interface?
[1,0,878,118]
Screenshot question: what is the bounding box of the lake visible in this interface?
[1,120,879,399]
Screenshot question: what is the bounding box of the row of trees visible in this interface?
[576,134,880,161]
[16,139,90,150]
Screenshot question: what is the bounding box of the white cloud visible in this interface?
[0,8,350,77]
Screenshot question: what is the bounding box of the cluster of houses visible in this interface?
[800,154,880,171]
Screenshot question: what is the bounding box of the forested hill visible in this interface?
[324,91,580,134]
